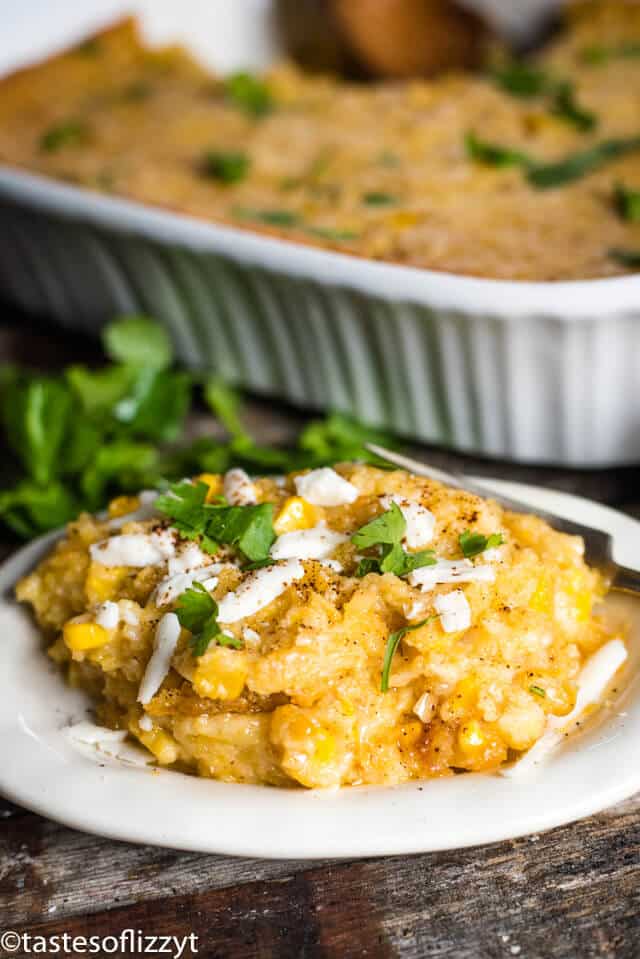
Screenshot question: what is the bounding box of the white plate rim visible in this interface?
[0,476,638,860]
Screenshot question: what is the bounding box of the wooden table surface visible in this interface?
[0,313,638,959]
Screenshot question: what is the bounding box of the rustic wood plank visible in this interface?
[12,805,639,959]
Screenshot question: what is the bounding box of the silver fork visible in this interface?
[367,444,640,596]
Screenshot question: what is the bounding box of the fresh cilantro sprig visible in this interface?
[176,582,242,657]
[352,502,436,578]
[224,72,273,117]
[201,150,251,184]
[459,530,503,559]
[155,480,275,562]
[581,42,640,65]
[381,617,436,693]
[40,120,88,153]
[609,248,640,269]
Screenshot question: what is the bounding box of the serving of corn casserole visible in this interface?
[16,464,625,788]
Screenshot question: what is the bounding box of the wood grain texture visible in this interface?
[0,309,638,958]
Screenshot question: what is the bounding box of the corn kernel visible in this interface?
[63,621,110,651]
[193,647,248,701]
[107,495,139,519]
[273,496,319,534]
[574,589,592,622]
[195,473,223,503]
[530,574,552,614]
[339,696,355,717]
[457,719,486,754]
[313,728,336,764]
[137,728,179,765]
[85,563,127,603]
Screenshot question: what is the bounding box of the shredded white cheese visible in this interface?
[90,529,176,568]
[217,560,305,624]
[409,559,495,592]
[381,494,435,549]
[434,590,471,632]
[139,715,154,732]
[94,601,119,630]
[107,490,158,529]
[413,692,434,723]
[167,543,209,576]
[223,468,256,506]
[137,613,181,705]
[154,569,219,608]
[502,638,628,779]
[294,468,359,507]
[270,525,348,561]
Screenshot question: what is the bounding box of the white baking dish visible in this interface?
[1,0,639,466]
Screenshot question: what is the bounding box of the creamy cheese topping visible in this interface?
[270,525,348,561]
[90,529,176,568]
[434,590,471,632]
[167,542,210,576]
[294,468,359,507]
[107,490,158,530]
[223,467,256,506]
[120,604,140,627]
[137,613,181,704]
[154,568,220,608]
[139,715,153,732]
[381,494,435,549]
[217,560,305,624]
[503,638,628,779]
[95,601,119,630]
[409,559,495,592]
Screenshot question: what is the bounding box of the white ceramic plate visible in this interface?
[0,478,638,859]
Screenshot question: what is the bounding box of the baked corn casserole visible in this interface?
[0,2,640,280]
[16,464,625,787]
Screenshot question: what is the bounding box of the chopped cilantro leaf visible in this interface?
[40,120,88,153]
[381,617,436,692]
[527,137,640,188]
[155,480,211,540]
[614,183,640,222]
[551,83,597,132]
[362,192,398,206]
[459,530,503,559]
[465,132,532,169]
[201,150,250,184]
[490,61,551,98]
[103,315,173,370]
[225,73,273,117]
[352,502,406,548]
[581,42,640,65]
[233,207,301,227]
[610,248,640,269]
[176,582,243,657]
[529,685,547,698]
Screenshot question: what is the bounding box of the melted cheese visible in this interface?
[223,468,256,506]
[90,529,176,567]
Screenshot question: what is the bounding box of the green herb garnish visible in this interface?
[225,72,273,117]
[490,61,551,98]
[550,83,596,133]
[201,150,250,184]
[527,137,640,188]
[233,207,301,227]
[156,481,275,562]
[306,227,359,241]
[459,530,503,559]
[352,502,437,578]
[381,618,435,692]
[362,192,398,206]
[614,183,640,222]
[465,132,532,170]
[176,581,243,657]
[40,121,88,153]
[529,685,546,699]
[581,43,640,65]
[609,248,640,269]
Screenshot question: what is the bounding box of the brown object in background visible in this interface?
[277,0,490,78]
